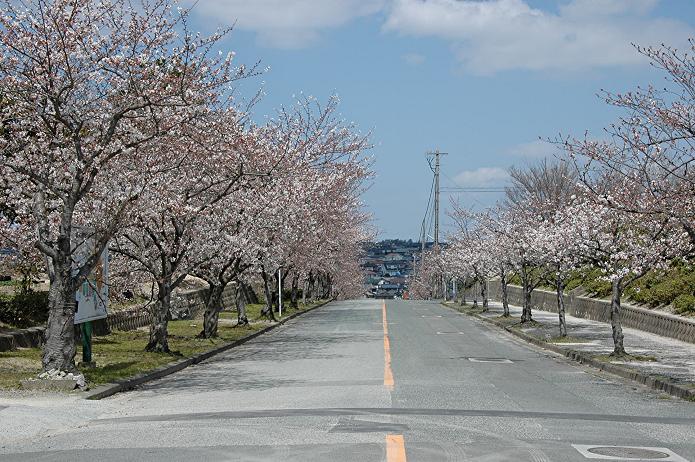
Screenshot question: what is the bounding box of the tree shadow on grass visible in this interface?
[84,360,143,384]
[92,338,121,345]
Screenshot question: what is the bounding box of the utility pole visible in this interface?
[278,267,283,317]
[427,149,447,299]
[427,149,447,247]
[434,150,440,247]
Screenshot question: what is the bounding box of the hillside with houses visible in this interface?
[361,239,432,299]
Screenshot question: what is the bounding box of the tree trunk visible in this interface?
[302,277,308,306]
[501,271,510,317]
[556,272,567,337]
[199,284,225,339]
[290,273,299,309]
[260,268,277,321]
[42,259,78,372]
[520,266,533,323]
[460,279,467,306]
[317,273,325,299]
[272,271,280,312]
[146,280,172,353]
[481,278,488,309]
[278,270,288,310]
[325,274,332,299]
[609,279,627,356]
[308,271,316,301]
[236,285,249,327]
[241,282,259,304]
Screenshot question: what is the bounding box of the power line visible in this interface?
[420,173,436,251]
[441,187,506,193]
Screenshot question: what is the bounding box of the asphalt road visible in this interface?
[2,298,695,461]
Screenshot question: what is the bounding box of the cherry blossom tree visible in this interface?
[564,41,695,249]
[536,207,584,336]
[0,215,45,293]
[410,248,442,300]
[189,189,260,338]
[188,96,371,335]
[0,0,248,369]
[476,209,516,317]
[564,180,687,356]
[502,160,577,323]
[243,97,370,319]
[111,110,257,352]
[442,209,495,309]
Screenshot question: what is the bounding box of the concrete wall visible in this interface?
[487,280,695,344]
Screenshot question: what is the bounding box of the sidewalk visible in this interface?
[447,300,695,399]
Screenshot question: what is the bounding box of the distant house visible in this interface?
[384,253,405,262]
[373,283,401,298]
[388,277,407,286]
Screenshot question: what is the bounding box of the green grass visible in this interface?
[447,302,486,314]
[492,315,520,328]
[82,322,263,385]
[594,354,658,363]
[219,301,316,321]
[0,299,327,390]
[0,348,43,389]
[513,319,545,329]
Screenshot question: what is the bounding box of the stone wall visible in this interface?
[107,284,237,332]
[0,326,45,352]
[487,280,695,344]
[0,284,239,350]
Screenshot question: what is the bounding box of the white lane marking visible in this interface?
[467,357,514,364]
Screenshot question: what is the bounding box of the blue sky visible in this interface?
[184,0,695,240]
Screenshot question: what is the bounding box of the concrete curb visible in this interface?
[84,300,333,400]
[442,303,695,401]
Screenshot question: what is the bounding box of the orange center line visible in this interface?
[386,434,407,462]
[382,301,394,390]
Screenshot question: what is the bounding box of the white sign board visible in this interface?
[73,228,109,324]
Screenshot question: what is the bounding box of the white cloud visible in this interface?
[186,0,693,73]
[559,0,660,18]
[383,0,693,73]
[186,0,387,48]
[453,167,509,187]
[403,52,426,66]
[507,139,559,160]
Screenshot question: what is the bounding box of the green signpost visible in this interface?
[80,320,93,364]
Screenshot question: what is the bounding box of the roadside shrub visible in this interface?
[626,263,695,308]
[0,291,49,328]
[628,277,692,307]
[508,262,694,312]
[574,267,612,298]
[673,295,695,315]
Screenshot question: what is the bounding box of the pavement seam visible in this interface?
[83,300,334,400]
[441,302,695,401]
